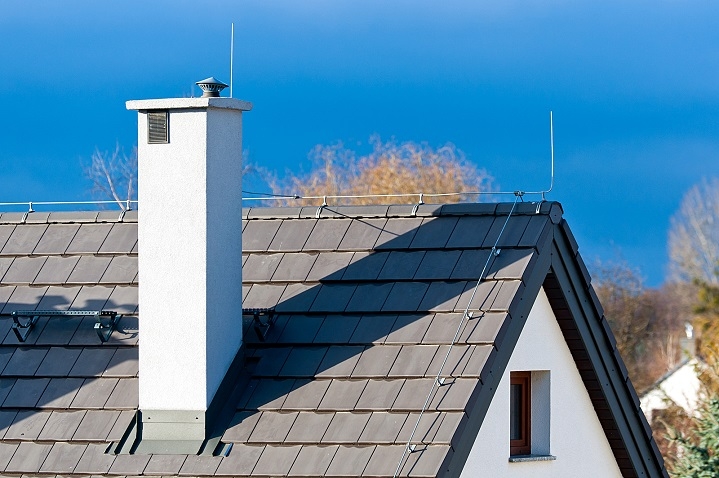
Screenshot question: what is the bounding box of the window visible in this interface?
[510,371,531,455]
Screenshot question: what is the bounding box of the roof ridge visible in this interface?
[0,210,138,225]
[242,201,563,221]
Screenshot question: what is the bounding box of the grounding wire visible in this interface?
[241,189,538,203]
[392,194,521,478]
[241,190,301,199]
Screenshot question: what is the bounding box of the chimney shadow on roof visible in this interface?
[231,207,538,454]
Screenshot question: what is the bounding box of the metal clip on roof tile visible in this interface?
[10,311,40,342]
[243,308,276,341]
[94,311,121,342]
[410,193,425,217]
[315,196,328,219]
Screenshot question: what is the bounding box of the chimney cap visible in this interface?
[196,77,229,97]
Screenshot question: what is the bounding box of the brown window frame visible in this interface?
[510,371,532,456]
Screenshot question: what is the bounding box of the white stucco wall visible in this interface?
[641,359,701,421]
[459,287,623,478]
[128,97,249,414]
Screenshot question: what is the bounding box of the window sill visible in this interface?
[508,454,557,463]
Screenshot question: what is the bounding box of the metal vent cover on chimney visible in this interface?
[148,111,169,144]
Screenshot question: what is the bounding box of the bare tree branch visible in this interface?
[83,144,138,210]
[669,178,719,284]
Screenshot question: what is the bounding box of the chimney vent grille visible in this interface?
[148,111,169,144]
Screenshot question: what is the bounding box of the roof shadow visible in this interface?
[231,207,542,458]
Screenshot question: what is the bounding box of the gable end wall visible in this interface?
[546,223,667,478]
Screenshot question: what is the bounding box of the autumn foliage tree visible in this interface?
[593,260,689,393]
[269,136,494,205]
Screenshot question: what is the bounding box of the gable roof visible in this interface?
[0,202,666,477]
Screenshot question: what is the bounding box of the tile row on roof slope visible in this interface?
[0,201,666,477]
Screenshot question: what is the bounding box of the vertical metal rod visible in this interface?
[230,23,235,98]
[550,111,554,192]
[542,111,555,201]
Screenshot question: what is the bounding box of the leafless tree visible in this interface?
[669,178,719,285]
[83,145,138,211]
[85,146,261,210]
[594,260,689,393]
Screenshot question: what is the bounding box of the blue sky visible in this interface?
[1,1,718,286]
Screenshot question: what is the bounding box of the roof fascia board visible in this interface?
[549,232,667,477]
[442,224,555,478]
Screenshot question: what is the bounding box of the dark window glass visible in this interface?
[510,371,531,455]
[510,383,523,440]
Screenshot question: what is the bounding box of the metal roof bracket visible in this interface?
[94,311,121,342]
[10,312,40,342]
[244,308,276,341]
[118,209,126,222]
[411,193,425,217]
[315,196,328,219]
[19,202,35,224]
[11,309,119,343]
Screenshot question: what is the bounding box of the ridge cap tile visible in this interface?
[247,207,302,219]
[325,205,391,218]
[23,212,51,224]
[387,204,443,218]
[0,213,31,225]
[47,211,100,224]
[439,202,498,216]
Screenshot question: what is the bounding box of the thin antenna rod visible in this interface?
[543,111,555,201]
[230,23,235,98]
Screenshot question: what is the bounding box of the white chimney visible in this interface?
[126,85,251,450]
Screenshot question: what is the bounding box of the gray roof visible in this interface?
[0,203,666,477]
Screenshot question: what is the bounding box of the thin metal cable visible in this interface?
[241,189,544,203]
[0,200,139,212]
[0,200,139,207]
[392,195,521,478]
[241,190,300,199]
